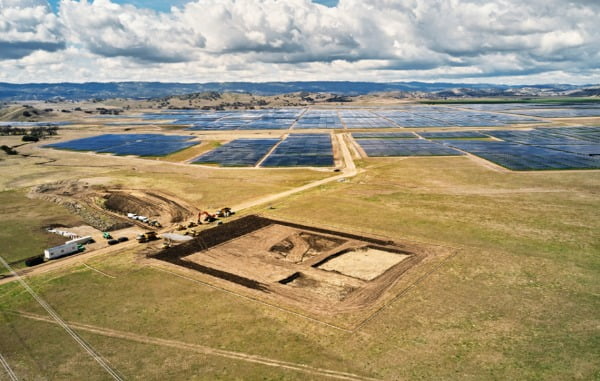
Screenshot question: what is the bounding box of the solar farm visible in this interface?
[351,127,600,170]
[122,105,548,129]
[39,103,600,171]
[355,138,463,157]
[262,134,334,167]
[69,102,600,136]
[192,138,279,166]
[44,133,199,156]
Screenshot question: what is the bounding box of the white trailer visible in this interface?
[66,236,93,245]
[44,242,79,260]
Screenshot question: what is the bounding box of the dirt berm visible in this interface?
[30,180,197,231]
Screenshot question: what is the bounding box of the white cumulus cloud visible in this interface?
[0,0,598,83]
[0,0,64,59]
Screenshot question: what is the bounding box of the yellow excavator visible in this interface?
[197,211,217,224]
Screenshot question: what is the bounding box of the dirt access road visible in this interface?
[0,134,359,285]
[232,133,359,211]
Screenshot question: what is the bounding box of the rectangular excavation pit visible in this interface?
[278,272,360,302]
[150,215,451,317]
[314,246,412,281]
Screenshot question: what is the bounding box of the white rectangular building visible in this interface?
[44,242,79,260]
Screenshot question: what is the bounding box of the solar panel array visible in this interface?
[352,132,417,139]
[443,141,600,171]
[352,126,600,170]
[374,110,446,128]
[485,130,585,145]
[544,127,600,143]
[192,138,280,167]
[293,110,343,129]
[417,131,488,139]
[45,134,199,157]
[375,107,541,128]
[355,138,463,157]
[337,110,399,128]
[261,134,334,167]
[434,127,600,170]
[139,109,302,130]
[510,109,600,118]
[100,102,600,131]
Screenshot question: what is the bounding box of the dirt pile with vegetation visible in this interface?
[30,181,130,231]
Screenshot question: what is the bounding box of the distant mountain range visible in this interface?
[0,81,598,101]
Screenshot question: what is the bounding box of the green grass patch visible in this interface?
[0,190,83,269]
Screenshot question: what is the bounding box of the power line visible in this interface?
[0,256,124,381]
[0,352,18,381]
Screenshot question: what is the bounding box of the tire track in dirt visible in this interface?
[8,310,381,381]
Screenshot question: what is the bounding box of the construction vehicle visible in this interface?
[161,239,172,249]
[150,220,162,228]
[198,211,217,224]
[102,232,112,239]
[216,207,233,218]
[136,231,158,243]
[186,221,197,228]
[175,224,186,231]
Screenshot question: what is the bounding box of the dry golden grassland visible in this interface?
[0,104,599,380]
[0,149,598,380]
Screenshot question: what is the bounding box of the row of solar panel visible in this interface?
[356,138,463,157]
[122,105,567,129]
[263,134,334,167]
[192,139,279,166]
[45,133,335,167]
[192,134,335,167]
[352,127,600,170]
[442,141,600,171]
[44,134,198,157]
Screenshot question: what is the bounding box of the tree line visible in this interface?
[0,125,60,139]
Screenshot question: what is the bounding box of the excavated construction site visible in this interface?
[150,215,455,319]
[30,180,198,231]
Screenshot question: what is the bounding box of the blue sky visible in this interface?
[1,0,598,84]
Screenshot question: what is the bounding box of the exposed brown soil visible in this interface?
[30,180,198,230]
[270,232,346,263]
[317,247,410,281]
[103,190,192,223]
[30,181,131,231]
[149,215,452,317]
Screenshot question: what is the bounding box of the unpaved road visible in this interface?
[232,133,360,211]
[0,135,360,286]
[8,310,380,381]
[0,240,137,286]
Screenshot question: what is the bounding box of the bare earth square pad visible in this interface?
[149,215,455,327]
[317,247,411,281]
